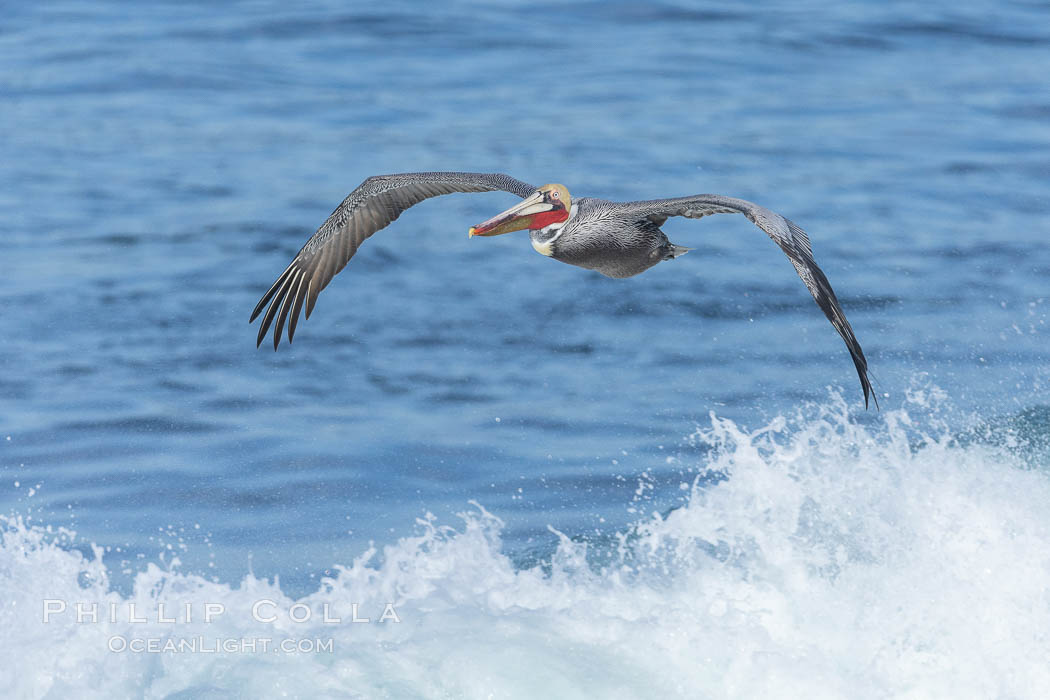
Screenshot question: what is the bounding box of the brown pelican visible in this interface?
[251,172,875,407]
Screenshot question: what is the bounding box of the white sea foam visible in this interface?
[3,390,1050,699]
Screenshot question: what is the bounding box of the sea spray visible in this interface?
[3,390,1050,698]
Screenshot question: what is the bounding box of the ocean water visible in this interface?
[2,1,1050,697]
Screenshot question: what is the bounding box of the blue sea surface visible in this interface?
[2,1,1050,697]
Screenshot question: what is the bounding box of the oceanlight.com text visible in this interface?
[107,635,335,654]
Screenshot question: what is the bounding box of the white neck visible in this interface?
[530,203,577,257]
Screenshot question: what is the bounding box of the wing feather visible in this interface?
[288,273,307,343]
[272,269,303,351]
[251,172,536,348]
[619,194,875,408]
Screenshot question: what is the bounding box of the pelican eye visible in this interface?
[551,190,560,199]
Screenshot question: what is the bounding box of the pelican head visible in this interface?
[469,184,571,237]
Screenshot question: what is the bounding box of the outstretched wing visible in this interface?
[250,172,536,349]
[618,194,875,408]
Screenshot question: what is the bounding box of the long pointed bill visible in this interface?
[468,191,552,237]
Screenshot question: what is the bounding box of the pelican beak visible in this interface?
[469,191,552,237]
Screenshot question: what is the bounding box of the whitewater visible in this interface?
[4,388,1049,699]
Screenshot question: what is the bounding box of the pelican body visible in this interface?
[470,184,691,279]
[251,172,875,407]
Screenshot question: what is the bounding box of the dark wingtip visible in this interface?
[850,352,878,411]
[250,263,295,328]
[851,355,876,411]
[249,305,263,324]
[863,372,879,411]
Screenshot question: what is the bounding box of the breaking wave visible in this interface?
[4,388,1050,699]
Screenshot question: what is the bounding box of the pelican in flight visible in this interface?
[251,172,875,407]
